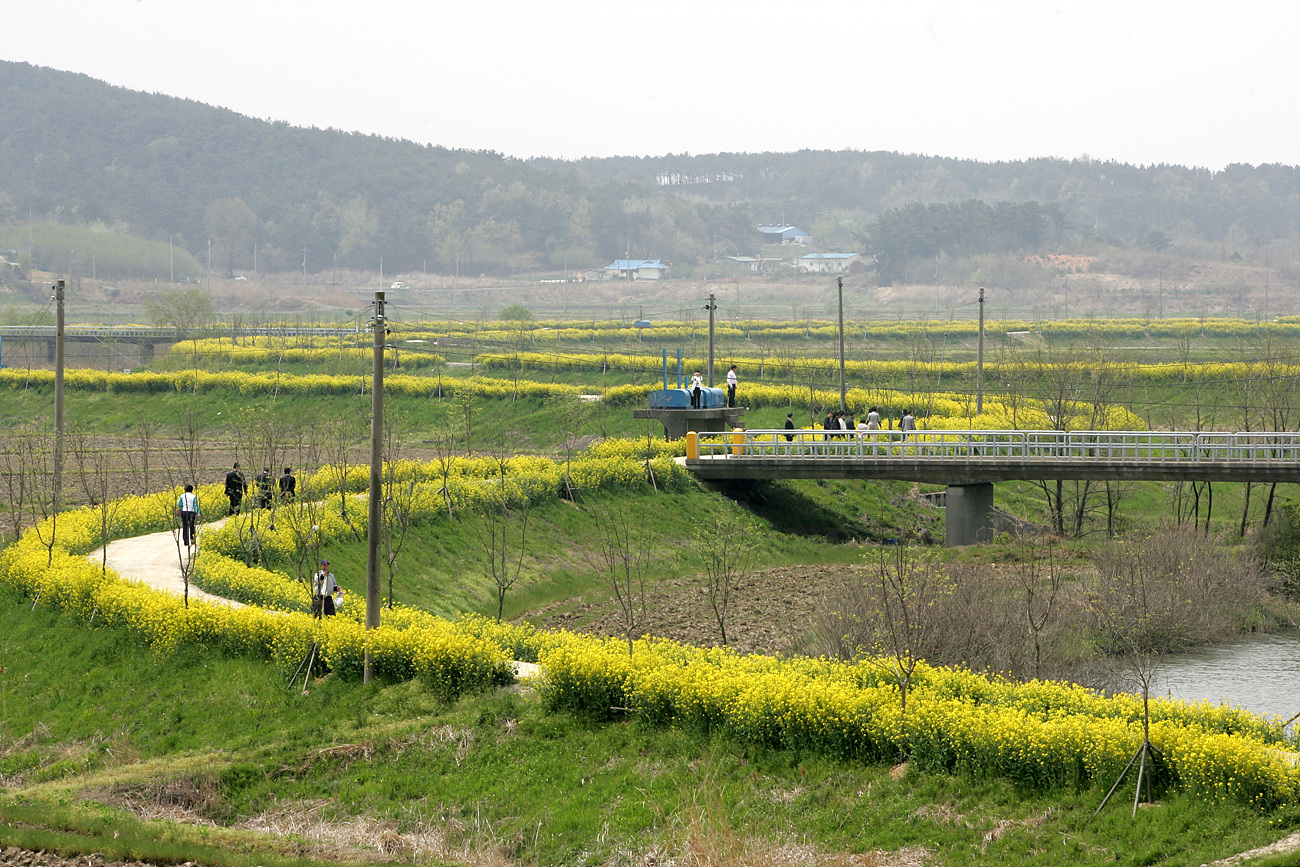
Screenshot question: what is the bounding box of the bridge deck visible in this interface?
[685,430,1300,484]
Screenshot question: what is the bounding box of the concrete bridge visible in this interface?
[684,429,1300,545]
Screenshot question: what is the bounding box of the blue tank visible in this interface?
[649,387,726,409]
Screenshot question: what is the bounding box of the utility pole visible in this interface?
[705,293,717,386]
[53,281,66,551]
[976,287,985,416]
[837,276,847,413]
[364,290,386,684]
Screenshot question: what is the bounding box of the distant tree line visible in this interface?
[1,61,1296,280]
[860,200,1065,284]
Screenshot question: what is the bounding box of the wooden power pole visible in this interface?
[364,290,385,683]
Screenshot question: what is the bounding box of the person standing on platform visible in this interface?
[726,365,738,408]
[690,370,703,409]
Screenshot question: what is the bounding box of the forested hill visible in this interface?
[2,60,1297,281]
[539,151,1300,246]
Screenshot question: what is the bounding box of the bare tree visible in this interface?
[547,393,592,501]
[127,417,163,494]
[324,414,364,530]
[428,419,461,517]
[381,415,417,608]
[692,512,757,646]
[1012,538,1065,680]
[587,506,652,657]
[16,422,61,566]
[479,430,532,620]
[455,387,476,455]
[866,544,951,712]
[66,423,125,574]
[0,425,45,544]
[160,434,203,607]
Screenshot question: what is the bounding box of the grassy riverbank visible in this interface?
[2,593,1299,867]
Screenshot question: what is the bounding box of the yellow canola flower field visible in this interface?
[3,448,1298,810]
[534,632,1300,810]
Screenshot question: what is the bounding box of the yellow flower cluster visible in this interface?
[530,632,1300,808]
[477,348,1298,394]
[5,440,1297,808]
[0,368,582,403]
[394,315,1300,345]
[0,528,514,693]
[165,336,444,369]
[195,449,692,569]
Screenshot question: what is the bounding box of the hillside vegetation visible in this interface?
[2,60,1296,304]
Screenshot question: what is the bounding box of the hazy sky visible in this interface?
[6,0,1297,170]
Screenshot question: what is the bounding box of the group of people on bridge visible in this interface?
[779,407,915,441]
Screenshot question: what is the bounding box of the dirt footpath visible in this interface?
[87,522,242,608]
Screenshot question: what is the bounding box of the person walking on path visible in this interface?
[312,560,338,617]
[176,484,200,548]
[866,407,881,430]
[256,467,274,509]
[900,409,916,441]
[224,463,246,516]
[783,412,796,442]
[690,370,703,409]
[279,467,297,503]
[726,365,738,408]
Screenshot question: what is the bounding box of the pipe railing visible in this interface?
[689,429,1300,464]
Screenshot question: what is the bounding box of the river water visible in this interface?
[1147,630,1300,727]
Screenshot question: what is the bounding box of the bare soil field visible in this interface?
[519,563,844,657]
[9,255,1297,327]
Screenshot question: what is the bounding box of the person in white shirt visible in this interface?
[690,370,703,408]
[726,365,738,407]
[176,484,200,548]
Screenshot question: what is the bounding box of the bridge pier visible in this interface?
[945,483,995,546]
[633,408,746,440]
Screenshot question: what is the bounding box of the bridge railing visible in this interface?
[690,429,1300,464]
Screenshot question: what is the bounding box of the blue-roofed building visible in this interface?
[603,259,670,280]
[757,225,811,245]
[798,252,860,273]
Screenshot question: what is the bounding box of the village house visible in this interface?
[603,259,670,280]
[757,225,811,245]
[799,252,860,273]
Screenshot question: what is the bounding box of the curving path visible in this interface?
[86,520,243,608]
[85,520,541,680]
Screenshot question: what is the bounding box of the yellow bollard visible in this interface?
[686,431,699,459]
[729,430,744,456]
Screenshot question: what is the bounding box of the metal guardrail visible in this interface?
[690,429,1300,464]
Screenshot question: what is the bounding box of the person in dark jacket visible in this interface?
[224,463,246,515]
[255,467,274,509]
[279,467,297,502]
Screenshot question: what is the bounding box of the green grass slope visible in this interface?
[3,590,1299,867]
